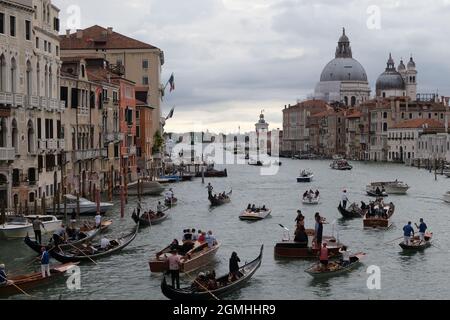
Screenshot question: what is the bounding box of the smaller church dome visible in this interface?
[376,54,405,92]
[398,60,406,72]
[407,56,416,69]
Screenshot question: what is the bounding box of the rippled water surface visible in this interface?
[1,158,449,300]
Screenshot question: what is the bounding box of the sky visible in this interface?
[53,0,450,133]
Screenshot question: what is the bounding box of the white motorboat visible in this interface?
[46,195,114,216]
[330,160,353,171]
[297,170,314,183]
[367,181,410,195]
[302,196,320,205]
[124,181,165,196]
[444,192,450,204]
[0,215,61,240]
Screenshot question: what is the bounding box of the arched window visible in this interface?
[44,65,48,98]
[26,60,32,98]
[0,54,6,91]
[383,123,388,132]
[11,119,18,153]
[10,57,17,93]
[344,96,348,106]
[48,66,52,99]
[81,65,85,78]
[27,120,35,153]
[351,96,356,107]
[71,127,76,150]
[0,118,7,148]
[36,62,40,97]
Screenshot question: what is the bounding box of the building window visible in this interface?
[25,20,31,40]
[136,125,140,138]
[383,112,388,119]
[383,123,388,132]
[48,43,52,53]
[116,58,122,66]
[10,16,16,37]
[142,60,149,69]
[36,37,40,49]
[142,76,149,85]
[44,40,47,51]
[56,45,59,56]
[0,13,5,34]
[53,17,60,31]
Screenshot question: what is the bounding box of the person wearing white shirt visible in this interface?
[341,190,349,209]
[339,246,351,267]
[95,213,102,229]
[100,238,110,250]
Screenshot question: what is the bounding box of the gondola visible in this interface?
[165,198,178,207]
[399,233,433,251]
[48,223,139,263]
[0,263,77,298]
[24,220,113,254]
[209,191,232,207]
[161,245,263,300]
[131,210,169,227]
[338,203,365,219]
[305,253,366,278]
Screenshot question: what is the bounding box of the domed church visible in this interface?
[376,54,417,100]
[314,28,371,106]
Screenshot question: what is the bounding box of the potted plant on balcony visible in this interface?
[152,131,164,159]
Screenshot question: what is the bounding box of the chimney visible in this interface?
[76,29,83,39]
[107,27,113,34]
[66,29,71,37]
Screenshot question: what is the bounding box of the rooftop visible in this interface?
[391,119,445,129]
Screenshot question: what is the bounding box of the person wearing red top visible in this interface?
[198,232,206,243]
[319,243,329,271]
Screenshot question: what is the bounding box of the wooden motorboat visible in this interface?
[149,241,221,274]
[275,229,344,259]
[366,185,389,197]
[24,220,113,254]
[0,215,62,240]
[48,224,139,263]
[239,209,271,221]
[161,245,263,300]
[209,191,232,207]
[338,203,366,219]
[131,210,168,227]
[399,233,433,251]
[363,203,395,229]
[330,160,353,171]
[305,253,366,278]
[0,263,77,298]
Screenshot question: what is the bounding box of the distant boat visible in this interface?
[123,181,165,196]
[239,208,271,221]
[363,203,395,229]
[330,160,353,171]
[399,233,433,251]
[47,195,113,216]
[0,215,62,240]
[367,181,410,195]
[302,196,319,205]
[305,253,366,278]
[297,170,314,183]
[248,159,263,167]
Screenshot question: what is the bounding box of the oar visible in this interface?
[184,270,220,301]
[65,242,98,265]
[0,273,32,297]
[383,236,403,245]
[279,224,290,232]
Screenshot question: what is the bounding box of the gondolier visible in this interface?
[403,222,415,246]
[341,190,349,209]
[167,250,181,289]
[415,219,428,242]
[206,183,214,199]
[32,217,46,244]
[41,247,50,278]
[0,264,8,285]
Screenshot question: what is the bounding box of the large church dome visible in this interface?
[319,28,368,82]
[376,54,405,92]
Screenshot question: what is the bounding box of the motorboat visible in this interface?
[297,170,314,183]
[46,195,113,216]
[248,158,263,166]
[366,185,389,197]
[123,180,165,196]
[330,160,353,171]
[239,208,271,221]
[367,181,410,195]
[302,196,320,205]
[0,215,61,240]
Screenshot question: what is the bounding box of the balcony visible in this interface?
[40,97,48,109]
[73,149,108,162]
[60,101,66,110]
[58,139,65,149]
[38,140,47,151]
[12,93,24,108]
[49,99,59,112]
[104,132,125,144]
[47,139,57,150]
[0,148,16,161]
[30,95,40,109]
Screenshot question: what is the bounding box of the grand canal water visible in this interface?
[1,157,449,300]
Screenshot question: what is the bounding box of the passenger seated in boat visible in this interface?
[319,243,329,271]
[251,204,256,212]
[303,191,308,199]
[0,264,10,286]
[207,271,218,290]
[247,204,252,211]
[375,187,381,195]
[339,246,351,267]
[183,229,193,242]
[294,226,308,248]
[100,237,111,251]
[262,205,267,211]
[191,272,209,292]
[295,211,305,228]
[66,226,77,240]
[170,239,181,252]
[315,190,320,198]
[156,202,165,217]
[180,242,195,256]
[198,232,206,243]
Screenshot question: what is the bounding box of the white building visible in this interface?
[314,28,371,106]
[387,118,447,164]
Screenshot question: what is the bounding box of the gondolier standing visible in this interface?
[167,250,181,289]
[32,217,46,244]
[341,190,349,209]
[41,247,50,278]
[403,221,415,246]
[415,219,428,243]
[206,183,214,199]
